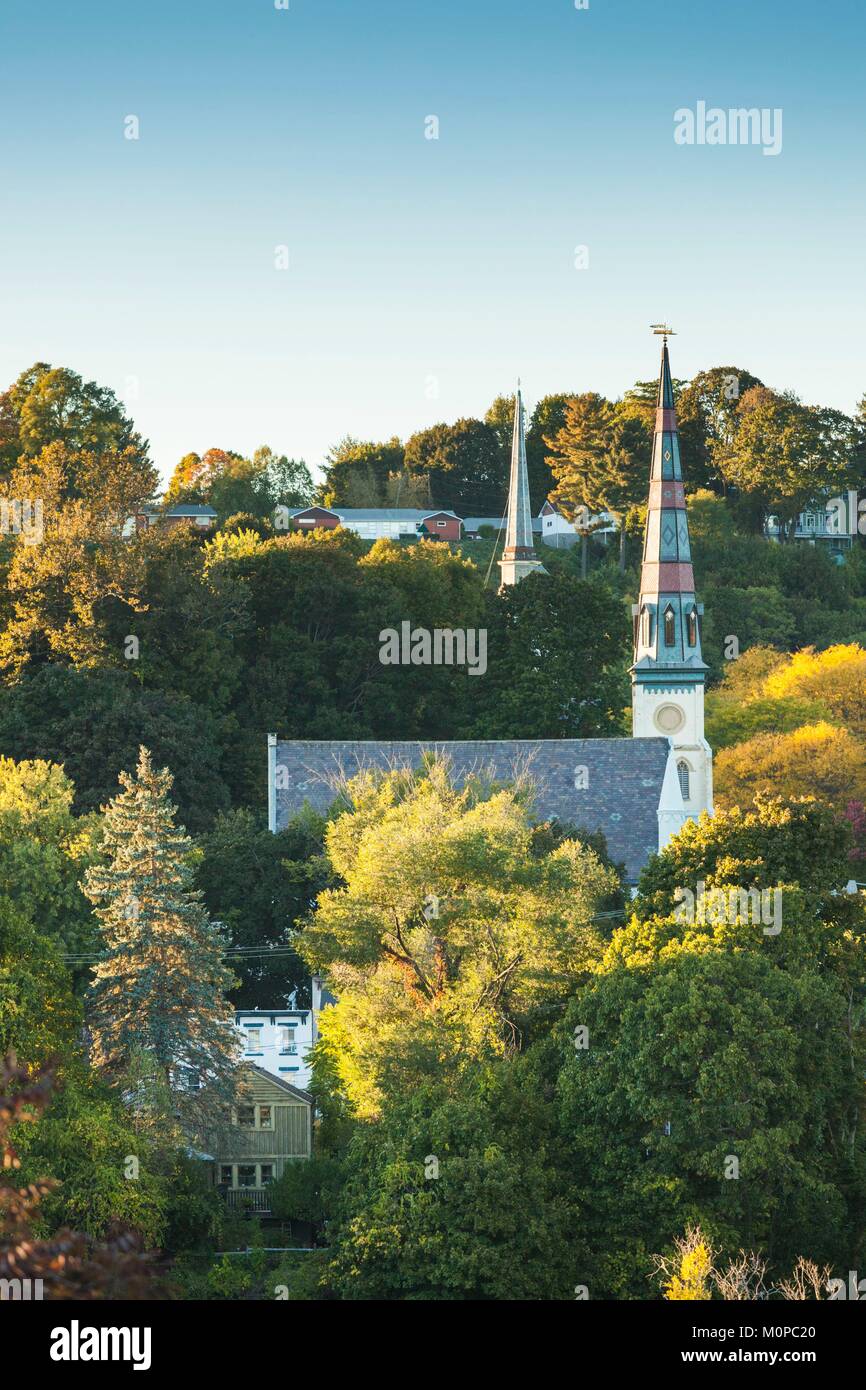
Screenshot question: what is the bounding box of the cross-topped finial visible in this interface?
[650,323,676,342]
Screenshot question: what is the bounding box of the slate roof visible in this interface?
[273,738,671,882]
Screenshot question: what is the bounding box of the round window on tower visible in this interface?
[654,703,685,734]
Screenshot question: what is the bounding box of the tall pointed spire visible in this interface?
[631,331,712,818]
[632,334,705,678]
[499,384,546,588]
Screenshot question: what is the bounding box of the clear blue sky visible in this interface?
[1,0,863,486]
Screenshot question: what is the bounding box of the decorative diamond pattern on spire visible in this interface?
[631,339,706,681]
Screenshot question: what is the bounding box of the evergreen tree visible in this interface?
[84,747,240,1139]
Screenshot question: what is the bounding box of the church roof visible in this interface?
[273,737,674,882]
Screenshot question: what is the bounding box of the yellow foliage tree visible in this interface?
[714,721,866,813]
[656,1226,714,1301]
[665,1245,713,1301]
[763,643,866,738]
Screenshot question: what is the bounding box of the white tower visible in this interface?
[499,385,547,589]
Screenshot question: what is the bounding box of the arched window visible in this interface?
[687,606,698,647]
[663,604,676,647]
[641,606,653,647]
[677,759,691,801]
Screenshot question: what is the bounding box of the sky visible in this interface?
[1,0,864,487]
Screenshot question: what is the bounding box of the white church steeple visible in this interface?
[499,383,546,589]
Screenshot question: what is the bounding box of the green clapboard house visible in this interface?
[212,1064,313,1214]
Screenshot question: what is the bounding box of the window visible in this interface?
[279,1026,296,1053]
[436,519,446,528]
[238,1165,256,1189]
[220,1165,233,1186]
[687,607,698,647]
[677,760,691,801]
[237,1103,274,1130]
[242,1028,262,1052]
[641,606,653,646]
[260,1165,274,1187]
[663,605,675,647]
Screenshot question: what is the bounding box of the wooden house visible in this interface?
[212,1064,313,1215]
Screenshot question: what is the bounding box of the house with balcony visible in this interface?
[765,493,855,559]
[211,1065,313,1214]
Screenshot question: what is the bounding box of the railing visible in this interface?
[224,1189,271,1214]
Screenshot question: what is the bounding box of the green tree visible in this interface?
[194,807,331,1008]
[526,393,576,512]
[0,363,149,473]
[270,1153,343,1239]
[13,1070,170,1248]
[675,365,764,493]
[83,748,240,1138]
[468,571,630,738]
[404,418,506,515]
[324,1065,578,1300]
[0,901,82,1067]
[167,445,313,523]
[544,394,646,572]
[555,803,866,1295]
[0,756,96,957]
[301,759,618,1117]
[635,795,853,920]
[0,666,231,834]
[318,437,404,507]
[0,1056,155,1298]
[715,388,856,538]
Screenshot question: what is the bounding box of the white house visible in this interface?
[765,492,855,559]
[539,499,617,548]
[233,979,334,1089]
[276,505,462,542]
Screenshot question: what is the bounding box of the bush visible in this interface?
[206,1254,253,1300]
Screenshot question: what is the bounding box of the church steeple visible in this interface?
[499,383,546,588]
[631,330,712,819]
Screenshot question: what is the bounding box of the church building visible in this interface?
[268,336,713,884]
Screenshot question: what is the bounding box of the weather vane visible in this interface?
[650,323,677,342]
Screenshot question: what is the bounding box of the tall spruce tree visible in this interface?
[84,747,240,1138]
